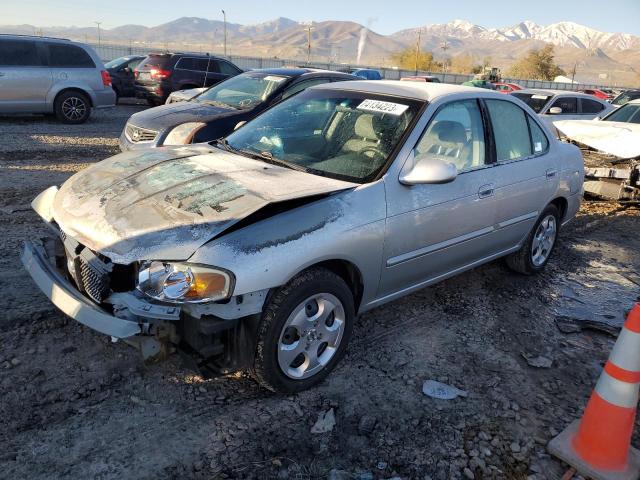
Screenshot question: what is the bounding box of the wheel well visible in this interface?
[54,88,93,107]
[549,197,568,221]
[306,260,364,312]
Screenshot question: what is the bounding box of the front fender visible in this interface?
[188,181,387,311]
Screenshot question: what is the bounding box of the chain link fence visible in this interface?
[91,42,625,91]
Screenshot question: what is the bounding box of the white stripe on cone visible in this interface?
[609,328,640,373]
[595,371,640,409]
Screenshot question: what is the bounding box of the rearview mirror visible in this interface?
[548,106,563,115]
[399,155,457,185]
[234,121,247,131]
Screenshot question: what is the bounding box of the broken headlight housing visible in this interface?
[137,261,234,303]
[163,122,207,146]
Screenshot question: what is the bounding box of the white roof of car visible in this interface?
[516,88,597,99]
[314,80,494,101]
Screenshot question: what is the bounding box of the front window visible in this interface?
[196,72,290,109]
[603,103,640,124]
[512,93,551,113]
[221,89,422,182]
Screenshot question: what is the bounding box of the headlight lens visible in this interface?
[137,261,233,303]
[163,122,207,146]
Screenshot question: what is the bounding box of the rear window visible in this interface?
[0,39,42,66]
[138,55,172,70]
[47,44,95,68]
[581,98,605,114]
[512,93,551,113]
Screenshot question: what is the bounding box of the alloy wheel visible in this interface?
[531,214,557,267]
[61,96,87,121]
[277,293,346,380]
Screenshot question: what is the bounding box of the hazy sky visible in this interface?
[4,0,640,35]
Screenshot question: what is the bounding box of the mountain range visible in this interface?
[2,17,639,85]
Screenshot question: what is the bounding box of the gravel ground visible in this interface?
[1,106,639,480]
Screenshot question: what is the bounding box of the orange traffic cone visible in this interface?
[548,303,640,480]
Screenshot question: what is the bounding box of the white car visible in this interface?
[511,89,614,126]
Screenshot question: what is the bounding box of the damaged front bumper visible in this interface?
[21,240,144,339]
[583,152,640,202]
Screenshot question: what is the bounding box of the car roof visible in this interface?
[248,67,352,77]
[516,88,596,98]
[313,80,492,101]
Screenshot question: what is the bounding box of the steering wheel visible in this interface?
[358,146,386,162]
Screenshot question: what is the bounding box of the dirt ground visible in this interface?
[1,105,639,480]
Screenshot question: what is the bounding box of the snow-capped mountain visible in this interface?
[392,19,640,51]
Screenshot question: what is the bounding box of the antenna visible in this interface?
[204,52,212,88]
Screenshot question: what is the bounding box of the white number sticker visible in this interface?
[357,99,409,116]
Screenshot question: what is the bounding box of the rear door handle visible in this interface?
[546,169,558,179]
[478,183,495,199]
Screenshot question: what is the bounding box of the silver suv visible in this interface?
[0,35,115,123]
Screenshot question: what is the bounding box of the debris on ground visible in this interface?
[311,408,336,434]
[422,380,468,399]
[522,354,553,369]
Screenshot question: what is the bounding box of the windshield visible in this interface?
[512,93,552,113]
[104,57,126,69]
[612,92,640,106]
[603,103,640,123]
[222,89,422,182]
[196,72,290,109]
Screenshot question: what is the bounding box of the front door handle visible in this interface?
[478,183,495,199]
[546,169,558,179]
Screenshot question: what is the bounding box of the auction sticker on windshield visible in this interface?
[358,99,409,116]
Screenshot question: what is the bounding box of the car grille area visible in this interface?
[60,229,113,304]
[125,123,158,143]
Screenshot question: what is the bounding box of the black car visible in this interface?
[104,55,145,101]
[134,53,243,106]
[120,67,357,151]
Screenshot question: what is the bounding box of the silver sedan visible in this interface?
[22,81,584,392]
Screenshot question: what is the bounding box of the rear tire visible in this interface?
[252,268,355,393]
[54,90,91,124]
[506,204,560,275]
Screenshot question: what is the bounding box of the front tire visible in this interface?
[54,91,91,124]
[252,268,355,393]
[506,204,560,275]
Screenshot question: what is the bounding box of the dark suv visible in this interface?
[134,53,242,105]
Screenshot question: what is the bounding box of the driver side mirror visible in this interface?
[548,106,563,115]
[399,154,457,185]
[234,121,247,131]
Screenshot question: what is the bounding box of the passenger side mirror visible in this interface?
[399,155,457,185]
[234,121,247,131]
[548,106,563,115]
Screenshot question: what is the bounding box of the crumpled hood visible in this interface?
[52,146,356,264]
[129,101,240,131]
[554,119,640,159]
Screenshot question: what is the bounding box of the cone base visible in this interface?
[548,420,640,480]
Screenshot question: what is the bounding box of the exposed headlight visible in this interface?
[137,261,233,303]
[163,122,207,146]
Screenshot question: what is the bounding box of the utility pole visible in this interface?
[307,24,314,64]
[571,62,577,84]
[95,21,102,47]
[221,10,227,57]
[441,40,449,74]
[414,29,422,75]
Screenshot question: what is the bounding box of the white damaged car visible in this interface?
[23,81,584,392]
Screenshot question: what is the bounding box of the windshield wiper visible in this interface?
[212,139,308,172]
[199,99,238,109]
